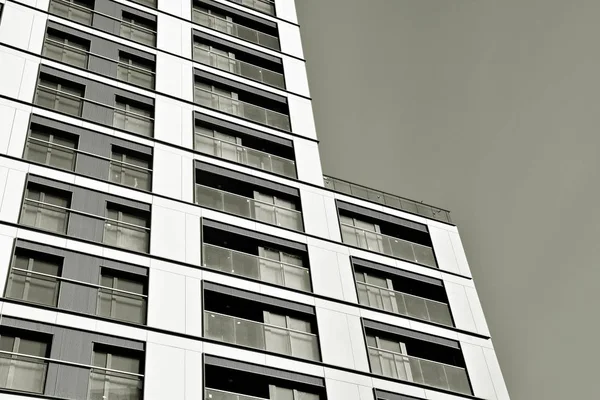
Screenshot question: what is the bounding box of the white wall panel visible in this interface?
[203,342,267,366]
[288,95,317,139]
[346,314,370,372]
[371,377,427,400]
[482,347,511,400]
[19,58,41,102]
[150,205,187,262]
[324,196,342,241]
[155,55,193,102]
[449,230,473,278]
[278,21,304,59]
[0,3,35,50]
[429,226,460,275]
[274,0,298,25]
[152,145,183,198]
[282,57,310,97]
[159,0,191,19]
[157,13,186,56]
[300,189,329,239]
[461,342,497,400]
[0,105,17,154]
[184,276,202,337]
[0,48,27,99]
[185,213,201,265]
[154,97,185,147]
[0,234,14,291]
[465,286,491,336]
[28,10,48,54]
[148,269,186,334]
[184,349,203,400]
[293,139,323,185]
[309,245,344,301]
[337,253,358,303]
[316,308,358,369]
[325,379,362,400]
[145,343,185,400]
[0,169,26,224]
[444,281,477,333]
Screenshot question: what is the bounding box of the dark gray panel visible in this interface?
[197,0,277,28]
[375,389,426,400]
[337,200,429,233]
[204,355,324,386]
[193,30,281,64]
[195,161,299,197]
[53,364,90,399]
[194,111,292,147]
[194,69,287,104]
[58,282,98,315]
[204,282,314,315]
[93,0,156,38]
[202,218,307,251]
[351,257,443,287]
[363,319,460,349]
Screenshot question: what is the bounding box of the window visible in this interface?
[103,206,149,253]
[194,124,242,162]
[269,386,319,400]
[42,30,89,69]
[130,0,156,8]
[20,186,70,234]
[89,346,142,400]
[193,42,237,74]
[120,13,156,47]
[263,311,317,359]
[258,247,308,291]
[241,0,275,15]
[97,269,147,324]
[116,53,155,89]
[24,128,78,171]
[35,77,84,116]
[49,0,94,25]
[109,148,151,191]
[253,191,302,230]
[113,98,154,137]
[194,81,239,115]
[192,6,233,33]
[0,333,49,393]
[5,251,61,307]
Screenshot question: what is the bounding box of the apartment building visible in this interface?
[0,0,510,400]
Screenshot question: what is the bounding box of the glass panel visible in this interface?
[25,133,76,171]
[109,152,151,190]
[103,210,148,253]
[425,300,453,326]
[35,83,83,116]
[97,287,146,324]
[20,193,69,234]
[120,19,155,47]
[116,57,154,89]
[0,353,47,393]
[88,370,142,400]
[241,0,275,15]
[42,38,88,69]
[49,0,93,25]
[113,103,153,137]
[204,312,265,349]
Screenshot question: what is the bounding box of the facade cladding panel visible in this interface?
[0,1,510,400]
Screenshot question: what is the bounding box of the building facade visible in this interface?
[0,1,510,400]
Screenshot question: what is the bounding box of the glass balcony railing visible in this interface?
[324,176,452,224]
[88,369,143,400]
[192,9,280,50]
[194,86,291,131]
[195,184,303,231]
[193,46,285,88]
[240,0,275,15]
[0,351,48,393]
[204,311,319,361]
[205,388,267,400]
[195,133,296,178]
[49,0,93,25]
[356,282,452,326]
[203,243,310,291]
[368,346,471,395]
[341,223,436,268]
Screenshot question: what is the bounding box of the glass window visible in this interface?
[258,247,309,291]
[263,311,317,359]
[103,206,149,253]
[113,98,154,137]
[253,191,301,230]
[120,13,156,47]
[6,251,61,307]
[42,31,89,68]
[35,77,84,116]
[20,187,70,234]
[0,333,48,393]
[89,346,142,400]
[49,0,93,25]
[194,82,239,115]
[109,148,151,191]
[194,124,242,162]
[116,53,155,89]
[24,128,77,171]
[269,386,319,400]
[97,269,147,324]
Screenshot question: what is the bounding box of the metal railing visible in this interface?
[24,136,153,191]
[193,45,285,88]
[341,223,437,268]
[192,9,279,50]
[240,0,275,15]
[367,346,471,395]
[195,184,303,231]
[20,198,150,253]
[194,86,291,131]
[43,38,156,89]
[195,133,296,178]
[0,351,48,393]
[205,388,267,400]
[324,176,452,224]
[356,281,452,326]
[49,0,157,47]
[204,311,319,361]
[203,243,310,291]
[35,85,155,137]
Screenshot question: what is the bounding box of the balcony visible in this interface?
[194,85,291,131]
[341,223,436,267]
[193,45,285,88]
[240,0,275,15]
[357,281,452,326]
[324,176,452,224]
[203,243,310,291]
[368,346,471,395]
[0,351,48,393]
[195,132,296,178]
[203,311,319,361]
[192,9,279,50]
[195,184,303,231]
[88,368,143,400]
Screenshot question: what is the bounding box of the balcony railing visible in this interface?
[35,85,154,137]
[42,38,156,89]
[356,282,452,326]
[193,45,285,88]
[88,368,143,400]
[24,136,152,191]
[324,176,452,224]
[195,133,296,178]
[21,199,150,253]
[204,311,319,361]
[203,243,310,291]
[192,9,280,50]
[195,184,303,231]
[368,346,471,395]
[194,86,291,131]
[0,351,48,393]
[240,0,275,15]
[205,388,267,400]
[341,223,437,268]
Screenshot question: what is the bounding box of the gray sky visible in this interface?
[296,1,600,399]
